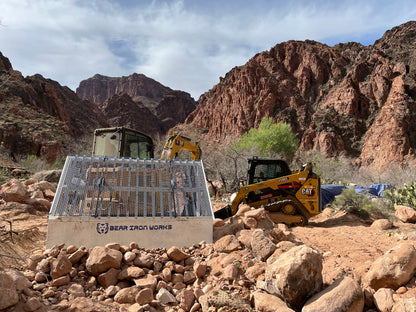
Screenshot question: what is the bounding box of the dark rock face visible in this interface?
[99,93,162,135]
[0,52,13,73]
[0,62,106,163]
[184,21,416,169]
[76,73,197,135]
[76,73,170,105]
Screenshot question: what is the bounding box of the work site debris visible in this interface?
[1,236,415,311]
[0,178,55,212]
[1,204,415,311]
[2,177,416,311]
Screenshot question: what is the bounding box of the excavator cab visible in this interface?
[92,127,154,158]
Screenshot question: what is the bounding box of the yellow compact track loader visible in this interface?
[214,157,321,226]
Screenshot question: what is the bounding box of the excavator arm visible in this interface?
[161,134,201,160]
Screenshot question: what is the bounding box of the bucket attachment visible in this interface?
[213,205,233,219]
[46,156,213,248]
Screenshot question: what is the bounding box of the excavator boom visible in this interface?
[161,133,201,160]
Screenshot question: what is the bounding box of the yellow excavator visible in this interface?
[214,157,321,226]
[160,133,201,160]
[92,127,201,160]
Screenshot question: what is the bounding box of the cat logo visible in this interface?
[96,223,109,234]
[301,188,314,196]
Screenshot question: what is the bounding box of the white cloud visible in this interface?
[0,0,416,99]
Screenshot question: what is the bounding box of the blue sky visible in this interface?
[1,0,415,100]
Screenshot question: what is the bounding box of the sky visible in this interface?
[1,0,416,100]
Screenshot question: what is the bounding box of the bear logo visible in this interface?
[96,223,109,234]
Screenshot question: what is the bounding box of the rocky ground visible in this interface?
[1,178,416,311]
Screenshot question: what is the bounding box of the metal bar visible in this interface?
[77,156,89,216]
[117,158,125,217]
[158,160,163,217]
[182,160,190,217]
[108,158,117,217]
[50,156,72,216]
[85,157,95,217]
[96,157,106,217]
[59,155,78,216]
[144,159,148,217]
[171,161,181,217]
[135,158,139,217]
[126,158,132,217]
[192,162,203,216]
[151,159,155,217]
[199,160,212,217]
[166,160,174,217]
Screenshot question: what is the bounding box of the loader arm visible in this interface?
[161,134,201,160]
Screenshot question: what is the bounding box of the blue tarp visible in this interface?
[321,184,346,208]
[320,184,394,208]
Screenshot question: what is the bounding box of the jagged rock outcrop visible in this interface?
[0,53,107,163]
[99,93,163,135]
[0,51,13,73]
[184,21,416,169]
[76,73,197,135]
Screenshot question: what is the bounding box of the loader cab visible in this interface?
[247,157,292,184]
[92,127,154,159]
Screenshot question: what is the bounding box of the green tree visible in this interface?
[234,118,299,160]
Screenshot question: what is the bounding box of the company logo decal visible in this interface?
[96,223,109,234]
[96,223,172,234]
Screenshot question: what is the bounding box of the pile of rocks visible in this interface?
[1,205,416,311]
[0,178,55,212]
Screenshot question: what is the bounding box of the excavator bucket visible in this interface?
[46,156,213,248]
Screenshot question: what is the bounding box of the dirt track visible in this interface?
[292,210,416,286]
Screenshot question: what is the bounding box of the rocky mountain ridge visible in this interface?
[184,21,416,170]
[2,21,416,169]
[0,56,196,164]
[76,74,197,134]
[0,52,106,163]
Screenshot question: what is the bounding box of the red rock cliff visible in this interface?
[0,54,106,163]
[76,73,196,135]
[185,22,416,170]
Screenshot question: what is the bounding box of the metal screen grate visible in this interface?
[50,156,213,218]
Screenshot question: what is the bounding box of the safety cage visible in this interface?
[46,156,213,248]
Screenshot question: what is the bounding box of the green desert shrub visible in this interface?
[233,118,299,161]
[0,168,11,185]
[295,151,356,185]
[20,155,51,173]
[332,187,394,219]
